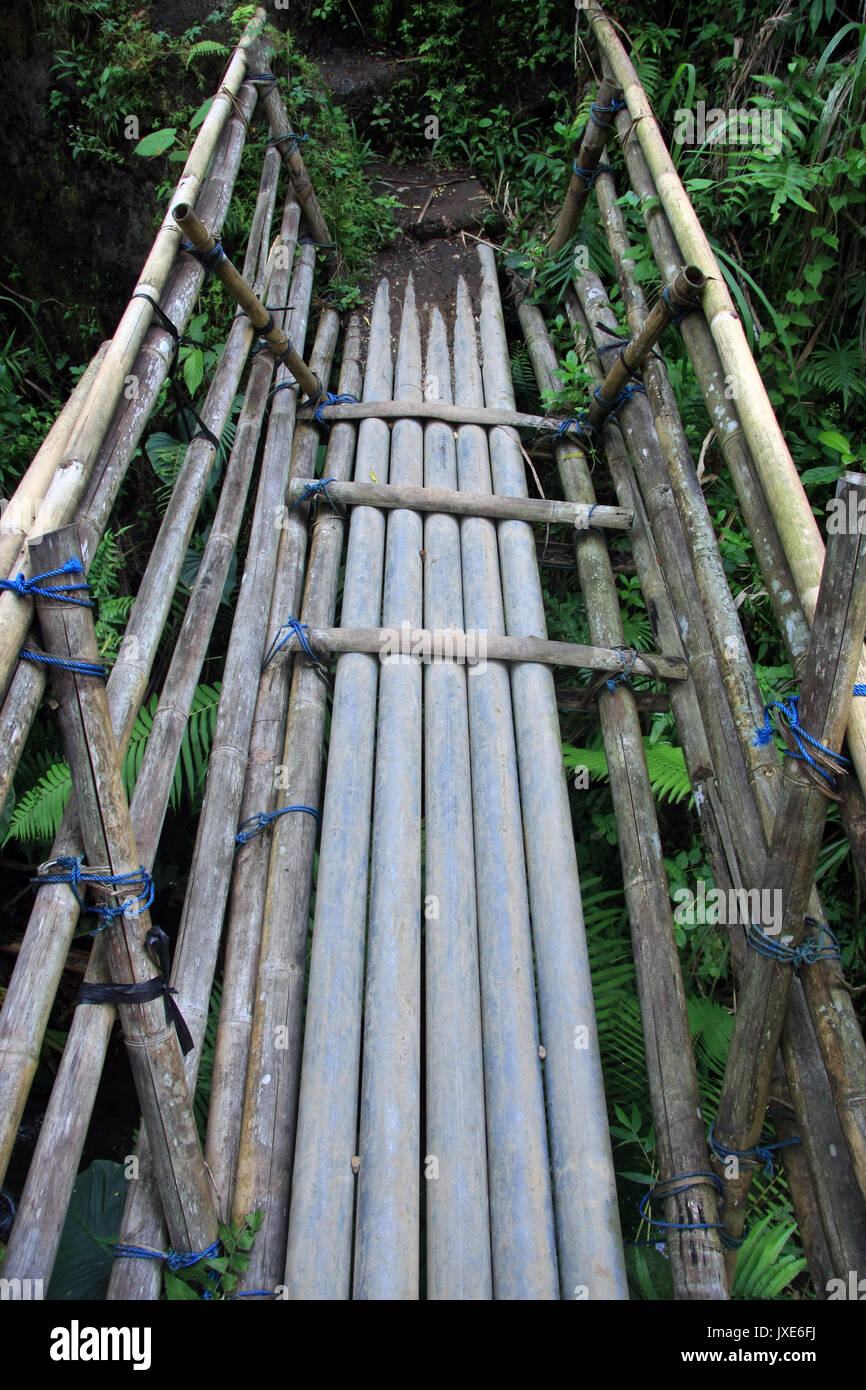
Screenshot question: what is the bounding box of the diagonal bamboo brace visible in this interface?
[548,76,623,257]
[31,524,219,1258]
[172,202,321,401]
[586,266,705,430]
[712,474,866,1267]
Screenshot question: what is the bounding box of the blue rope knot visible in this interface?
[572,160,615,188]
[290,477,342,515]
[555,414,597,443]
[114,1240,220,1270]
[594,382,646,413]
[747,918,841,968]
[261,616,319,672]
[0,558,93,606]
[312,392,359,429]
[638,1170,725,1232]
[754,695,849,789]
[33,856,154,926]
[19,650,107,679]
[606,646,637,692]
[267,131,309,156]
[588,96,627,128]
[662,284,697,328]
[247,72,279,99]
[707,1119,801,1180]
[181,239,225,285]
[236,804,320,845]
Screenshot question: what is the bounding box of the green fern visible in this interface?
[564,737,693,805]
[3,682,222,847]
[732,1214,808,1299]
[801,339,866,410]
[185,39,229,67]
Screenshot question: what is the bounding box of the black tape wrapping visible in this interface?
[76,926,194,1055]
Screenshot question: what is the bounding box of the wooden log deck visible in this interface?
[1,1,865,1305]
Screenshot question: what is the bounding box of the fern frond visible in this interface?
[4,763,72,845]
[732,1214,808,1299]
[564,738,692,805]
[186,39,229,67]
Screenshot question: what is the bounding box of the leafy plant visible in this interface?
[164,1210,264,1300]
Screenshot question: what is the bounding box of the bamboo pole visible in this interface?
[32,525,219,1253]
[0,15,262,707]
[422,305,491,1298]
[350,277,425,1299]
[243,36,338,275]
[587,179,866,1236]
[713,474,866,1258]
[109,215,316,1302]
[204,307,342,1218]
[566,284,866,1284]
[0,175,284,1286]
[479,244,632,1299]
[0,343,109,578]
[0,97,273,1196]
[453,274,559,1297]
[283,282,392,1299]
[172,203,320,401]
[585,267,704,430]
[586,0,866,798]
[286,477,633,529]
[518,302,726,1299]
[0,74,259,819]
[548,77,622,256]
[266,624,686,679]
[301,397,618,433]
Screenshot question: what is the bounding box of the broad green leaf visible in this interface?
[133,128,177,157]
[47,1160,127,1300]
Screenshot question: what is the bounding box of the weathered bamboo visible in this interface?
[0,179,284,1288]
[172,202,320,401]
[286,477,633,529]
[519,301,727,1298]
[283,283,392,1298]
[587,185,866,1236]
[478,244,629,1299]
[585,267,705,430]
[0,343,109,578]
[566,285,866,1284]
[109,214,314,1303]
[268,624,686,680]
[587,0,866,797]
[351,277,425,1299]
[422,305,491,1298]
[713,475,866,1257]
[0,117,275,1197]
[453,274,559,1297]
[32,526,219,1254]
[548,77,622,256]
[301,397,611,434]
[0,74,260,820]
[244,36,338,274]
[205,307,341,1218]
[0,16,262,706]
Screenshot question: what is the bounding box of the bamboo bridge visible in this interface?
[1,3,865,1301]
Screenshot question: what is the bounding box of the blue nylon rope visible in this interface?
[0,558,93,606]
[662,284,697,327]
[246,73,279,99]
[638,1170,725,1233]
[606,646,637,692]
[19,650,107,679]
[555,415,597,442]
[115,1241,220,1271]
[747,917,841,967]
[236,804,320,845]
[588,96,627,128]
[312,392,359,429]
[572,160,615,188]
[33,857,154,925]
[707,1119,801,1179]
[754,694,850,788]
[181,239,224,284]
[593,381,646,413]
[267,131,309,155]
[261,616,319,672]
[290,477,342,513]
